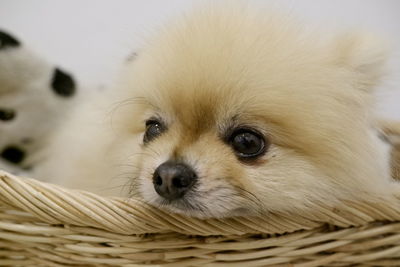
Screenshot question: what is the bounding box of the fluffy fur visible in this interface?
[34,5,399,218]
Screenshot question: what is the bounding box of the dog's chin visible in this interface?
[139,180,262,218]
[148,197,220,218]
[146,196,258,219]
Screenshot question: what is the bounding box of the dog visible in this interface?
[33,4,400,218]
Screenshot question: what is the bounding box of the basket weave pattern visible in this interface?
[1,171,400,266]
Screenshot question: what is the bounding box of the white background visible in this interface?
[1,0,399,119]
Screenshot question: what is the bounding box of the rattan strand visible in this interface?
[1,170,400,266]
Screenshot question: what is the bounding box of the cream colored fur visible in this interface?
[33,4,399,218]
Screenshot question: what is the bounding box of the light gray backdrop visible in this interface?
[1,0,399,119]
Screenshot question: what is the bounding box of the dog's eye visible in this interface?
[229,129,266,159]
[0,108,16,121]
[144,119,165,143]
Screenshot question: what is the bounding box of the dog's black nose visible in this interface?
[153,161,197,200]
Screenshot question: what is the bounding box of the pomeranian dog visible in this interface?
[32,4,399,218]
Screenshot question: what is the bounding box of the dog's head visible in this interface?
[113,6,390,218]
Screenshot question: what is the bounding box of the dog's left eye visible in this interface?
[229,129,266,159]
[144,119,165,143]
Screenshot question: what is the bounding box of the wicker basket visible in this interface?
[1,171,400,266]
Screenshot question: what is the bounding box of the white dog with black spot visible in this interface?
[0,30,77,174]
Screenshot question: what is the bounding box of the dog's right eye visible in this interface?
[144,119,165,143]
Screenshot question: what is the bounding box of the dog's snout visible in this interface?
[153,161,197,200]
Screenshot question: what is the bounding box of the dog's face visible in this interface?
[113,7,390,218]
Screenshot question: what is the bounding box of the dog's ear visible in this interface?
[333,32,388,91]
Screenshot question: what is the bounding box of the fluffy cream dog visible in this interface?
[34,5,399,218]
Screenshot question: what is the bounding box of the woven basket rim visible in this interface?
[1,170,400,236]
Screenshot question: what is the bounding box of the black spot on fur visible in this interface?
[378,130,390,144]
[51,68,76,97]
[23,165,33,171]
[0,31,20,49]
[126,52,138,62]
[21,138,33,145]
[1,145,25,164]
[0,108,16,121]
